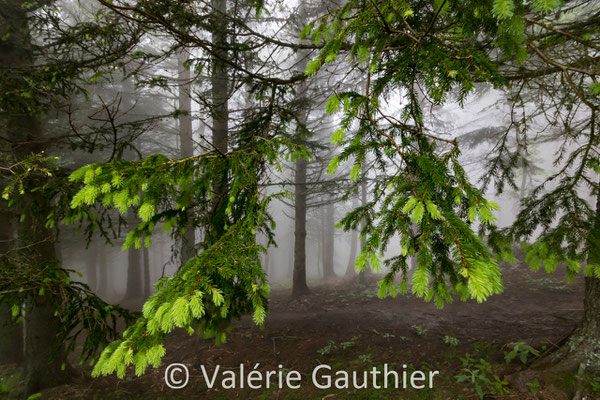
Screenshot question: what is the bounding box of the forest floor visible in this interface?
[1,262,596,399]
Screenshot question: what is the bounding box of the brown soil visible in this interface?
[2,263,592,399]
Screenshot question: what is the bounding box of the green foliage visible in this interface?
[1,154,57,203]
[411,325,428,336]
[492,0,514,19]
[67,118,300,377]
[325,94,341,115]
[357,353,372,364]
[526,380,541,396]
[92,219,269,378]
[504,341,540,364]
[455,353,509,399]
[444,335,460,347]
[301,0,547,309]
[340,336,358,350]
[531,0,562,14]
[590,377,600,393]
[0,255,137,365]
[490,4,600,288]
[317,340,337,356]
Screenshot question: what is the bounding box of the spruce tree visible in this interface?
[1,0,147,393]
[495,2,600,373]
[308,0,600,375]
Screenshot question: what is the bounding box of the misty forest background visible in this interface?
[1,0,600,398]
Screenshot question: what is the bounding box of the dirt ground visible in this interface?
[1,262,595,399]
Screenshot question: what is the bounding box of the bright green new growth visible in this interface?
[91,221,268,378]
[67,126,296,376]
[303,0,544,308]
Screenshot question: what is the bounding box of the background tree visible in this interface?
[490,1,600,374]
[0,0,145,394]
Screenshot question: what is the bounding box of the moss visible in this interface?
[0,365,23,398]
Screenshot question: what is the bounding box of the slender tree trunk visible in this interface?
[291,0,312,297]
[293,157,310,296]
[0,208,22,365]
[345,230,358,276]
[85,242,98,292]
[143,245,151,298]
[519,156,529,199]
[208,0,229,245]
[124,209,143,301]
[358,173,368,285]
[346,197,359,276]
[318,208,324,276]
[125,245,143,301]
[263,249,270,278]
[97,243,108,296]
[177,49,196,263]
[322,200,335,277]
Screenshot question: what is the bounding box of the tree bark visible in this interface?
[23,291,68,394]
[0,208,22,365]
[125,245,143,301]
[177,49,196,263]
[322,200,335,277]
[208,0,229,245]
[291,0,312,297]
[263,248,270,278]
[358,172,368,285]
[84,242,98,292]
[293,156,310,296]
[346,197,359,276]
[1,0,68,391]
[143,245,151,298]
[20,192,68,394]
[97,243,108,297]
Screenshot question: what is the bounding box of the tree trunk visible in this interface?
[84,242,98,292]
[0,208,22,365]
[177,49,196,263]
[125,245,143,301]
[23,292,68,394]
[263,248,270,278]
[293,156,310,296]
[291,0,312,296]
[208,0,229,245]
[346,197,359,276]
[97,243,108,297]
[317,209,323,276]
[358,172,368,285]
[551,189,600,372]
[526,178,600,376]
[322,200,335,277]
[143,245,151,298]
[1,1,68,391]
[519,156,529,200]
[19,192,68,395]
